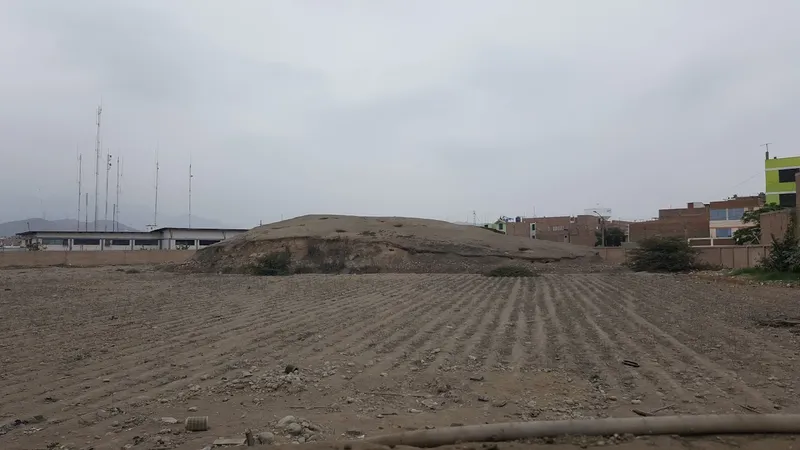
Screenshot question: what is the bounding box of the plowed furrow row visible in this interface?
[390,277,494,371]
[622,275,799,385]
[67,279,407,412]
[485,278,523,368]
[553,276,622,394]
[0,279,371,416]
[457,280,515,367]
[575,276,698,408]
[589,275,775,410]
[448,280,508,364]
[335,276,469,378]
[568,275,693,405]
[540,275,573,368]
[275,275,453,364]
[421,277,503,374]
[364,277,494,376]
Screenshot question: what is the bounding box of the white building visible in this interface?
[16,227,247,251]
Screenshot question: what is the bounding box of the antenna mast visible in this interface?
[93,104,102,231]
[154,151,160,229]
[114,155,121,231]
[188,154,193,228]
[77,150,82,231]
[84,193,89,232]
[104,151,112,231]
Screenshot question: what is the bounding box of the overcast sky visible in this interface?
[1,0,798,227]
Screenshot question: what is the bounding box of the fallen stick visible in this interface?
[363,391,429,398]
[633,404,675,417]
[365,414,800,448]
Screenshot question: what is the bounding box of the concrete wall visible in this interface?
[0,250,195,268]
[597,245,770,269]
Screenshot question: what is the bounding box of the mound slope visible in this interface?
[185,215,599,274]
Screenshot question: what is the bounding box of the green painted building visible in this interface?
[765,155,800,207]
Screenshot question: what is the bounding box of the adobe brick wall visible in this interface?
[508,215,602,247]
[0,250,195,268]
[629,215,710,242]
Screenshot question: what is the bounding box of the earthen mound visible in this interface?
[183,215,600,274]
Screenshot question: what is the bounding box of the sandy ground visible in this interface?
[1,268,799,450]
[186,215,599,274]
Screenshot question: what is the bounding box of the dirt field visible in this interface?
[1,268,800,450]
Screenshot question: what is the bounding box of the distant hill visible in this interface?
[0,218,139,237]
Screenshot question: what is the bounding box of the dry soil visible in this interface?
[184,215,599,274]
[1,268,799,450]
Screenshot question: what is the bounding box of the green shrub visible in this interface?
[486,266,536,277]
[627,237,697,272]
[760,215,800,273]
[251,250,292,276]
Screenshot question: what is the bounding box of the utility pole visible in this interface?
[154,153,160,228]
[104,152,112,231]
[188,155,193,228]
[77,151,82,231]
[114,155,121,231]
[762,142,772,160]
[593,210,605,247]
[94,104,102,231]
[84,193,89,232]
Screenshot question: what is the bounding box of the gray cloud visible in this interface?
[1,0,799,228]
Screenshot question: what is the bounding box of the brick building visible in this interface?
[506,215,608,247]
[628,202,710,243]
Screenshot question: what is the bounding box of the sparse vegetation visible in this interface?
[251,249,292,276]
[518,247,530,251]
[486,265,536,277]
[393,223,403,228]
[335,229,347,233]
[734,203,785,245]
[595,227,626,247]
[627,236,697,272]
[359,230,377,237]
[731,267,800,282]
[757,214,800,273]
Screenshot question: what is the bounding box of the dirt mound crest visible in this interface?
[183,215,599,274]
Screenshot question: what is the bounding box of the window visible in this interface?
[134,239,159,246]
[73,238,100,246]
[727,208,745,221]
[111,239,130,246]
[530,223,536,231]
[199,239,220,246]
[778,168,800,183]
[709,209,727,221]
[779,193,797,208]
[41,238,68,246]
[715,228,733,238]
[175,239,195,247]
[497,223,504,230]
